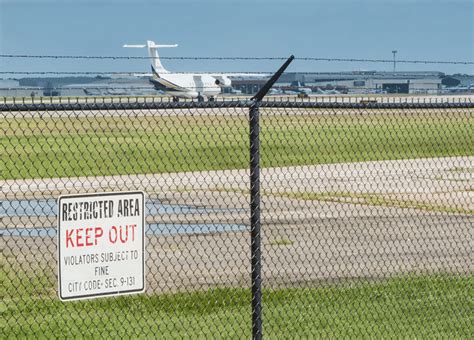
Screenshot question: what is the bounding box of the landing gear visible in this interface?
[197,94,205,102]
[172,96,179,102]
[208,96,215,102]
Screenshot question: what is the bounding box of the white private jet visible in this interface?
[124,40,266,101]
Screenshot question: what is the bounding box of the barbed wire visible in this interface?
[1,86,468,92]
[0,70,451,76]
[1,54,473,64]
[0,86,225,91]
[0,71,271,75]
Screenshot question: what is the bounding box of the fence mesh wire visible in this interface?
[1,97,473,338]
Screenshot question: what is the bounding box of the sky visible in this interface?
[0,0,473,75]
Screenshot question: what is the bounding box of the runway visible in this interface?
[2,156,472,291]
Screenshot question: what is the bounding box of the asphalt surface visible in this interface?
[2,156,472,291]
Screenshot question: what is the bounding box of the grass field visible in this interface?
[1,261,472,338]
[2,108,472,337]
[1,109,472,180]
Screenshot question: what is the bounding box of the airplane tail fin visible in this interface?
[123,40,178,75]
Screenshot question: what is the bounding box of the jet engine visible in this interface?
[214,76,232,87]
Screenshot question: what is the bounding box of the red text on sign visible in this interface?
[65,224,137,248]
[109,224,137,244]
[66,227,104,248]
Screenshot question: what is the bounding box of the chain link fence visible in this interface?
[1,97,473,338]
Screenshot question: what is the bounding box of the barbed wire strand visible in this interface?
[1,71,271,75]
[1,54,473,64]
[1,86,459,91]
[0,71,453,76]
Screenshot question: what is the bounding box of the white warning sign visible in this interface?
[57,191,145,301]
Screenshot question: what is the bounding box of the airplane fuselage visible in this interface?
[150,73,222,99]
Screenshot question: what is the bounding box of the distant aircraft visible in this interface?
[290,81,312,95]
[297,87,312,95]
[269,88,284,95]
[444,83,474,93]
[314,88,340,95]
[124,40,266,101]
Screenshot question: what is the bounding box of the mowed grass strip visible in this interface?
[1,109,473,180]
[2,263,472,338]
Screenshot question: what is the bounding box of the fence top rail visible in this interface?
[0,96,473,112]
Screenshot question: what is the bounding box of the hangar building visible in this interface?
[231,71,443,94]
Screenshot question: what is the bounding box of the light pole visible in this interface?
[392,50,397,73]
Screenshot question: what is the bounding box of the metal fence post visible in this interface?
[249,55,295,340]
[249,101,262,340]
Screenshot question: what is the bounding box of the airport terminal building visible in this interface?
[1,71,468,97]
[0,77,155,97]
[231,71,444,94]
